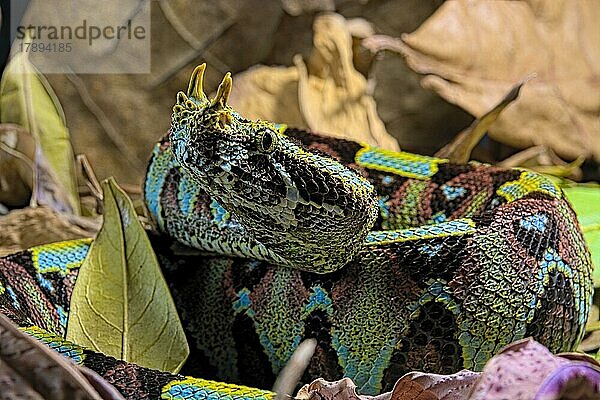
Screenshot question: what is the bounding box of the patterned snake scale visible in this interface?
[0,65,593,399]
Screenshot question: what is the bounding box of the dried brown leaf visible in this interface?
[387,0,600,161]
[0,207,98,257]
[297,378,359,400]
[468,338,600,399]
[0,313,124,399]
[227,66,305,126]
[298,370,478,400]
[388,370,479,400]
[435,78,529,162]
[228,13,400,151]
[298,340,600,400]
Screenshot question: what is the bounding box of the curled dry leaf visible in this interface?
[227,13,400,151]
[435,77,529,163]
[0,313,124,399]
[298,339,600,400]
[66,178,189,373]
[297,378,357,400]
[469,338,600,400]
[387,370,479,400]
[298,371,478,400]
[0,53,80,214]
[367,0,600,161]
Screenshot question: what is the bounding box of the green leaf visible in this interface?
[66,178,189,373]
[563,185,600,287]
[0,52,80,214]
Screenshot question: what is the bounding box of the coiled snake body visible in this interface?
[0,65,593,399]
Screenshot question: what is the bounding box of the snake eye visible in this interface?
[257,130,278,153]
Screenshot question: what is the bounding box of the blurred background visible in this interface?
[4,0,597,190]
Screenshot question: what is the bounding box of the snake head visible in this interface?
[170,65,378,272]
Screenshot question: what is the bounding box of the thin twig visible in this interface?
[97,0,150,56]
[65,71,144,170]
[149,0,235,87]
[435,74,536,162]
[76,154,103,201]
[497,145,549,167]
[159,0,236,50]
[273,339,317,400]
[0,140,34,171]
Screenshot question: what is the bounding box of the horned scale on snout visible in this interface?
[168,64,379,273]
